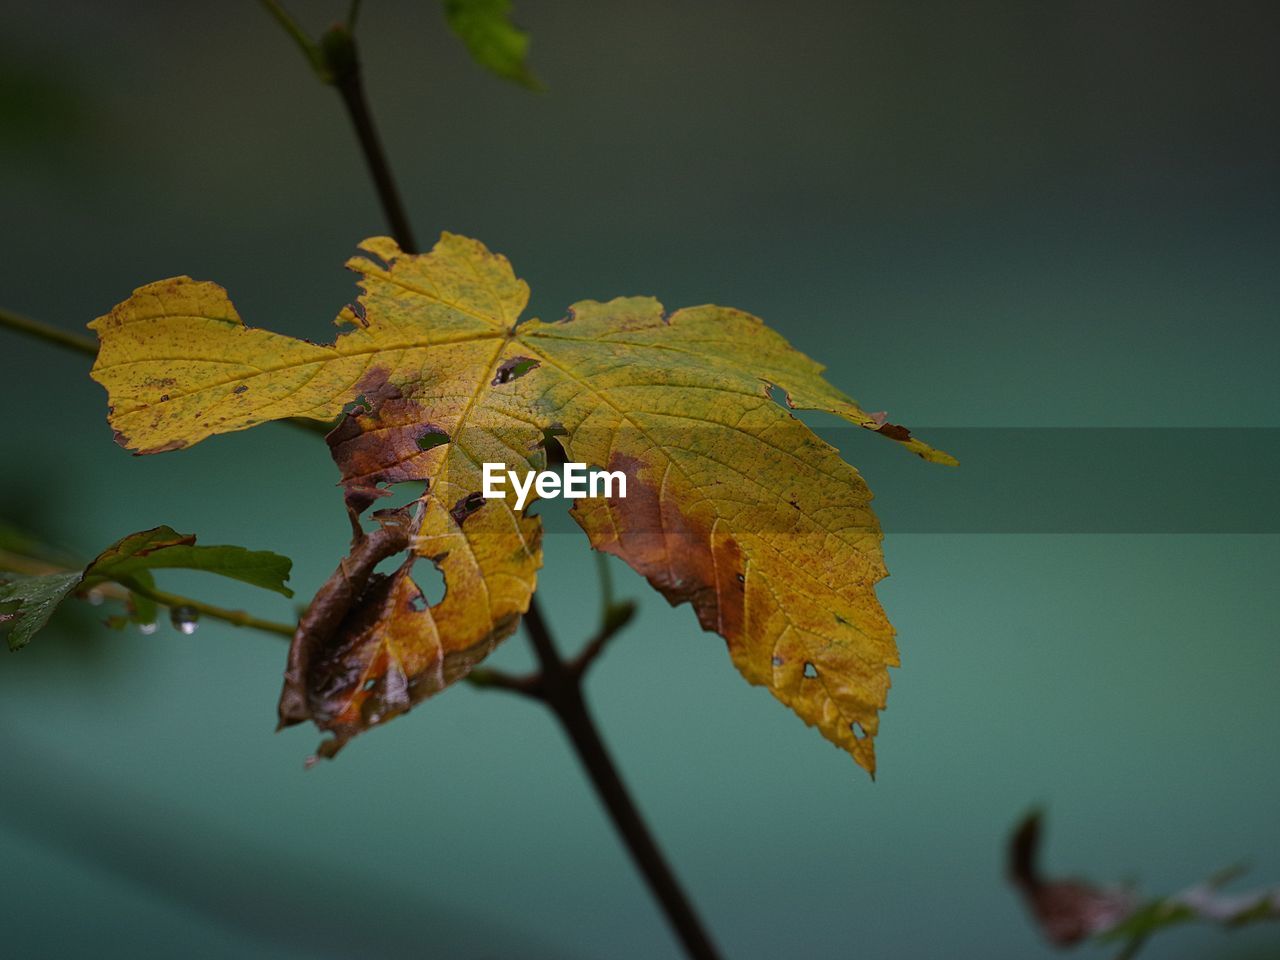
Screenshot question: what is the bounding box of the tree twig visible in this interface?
[466,665,543,699]
[470,596,635,695]
[318,25,418,251]
[522,601,722,960]
[0,306,97,356]
[258,0,329,81]
[128,582,296,638]
[568,597,635,678]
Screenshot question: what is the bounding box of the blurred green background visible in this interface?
[2,1,1278,957]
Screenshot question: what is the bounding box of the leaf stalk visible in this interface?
[0,307,97,356]
[128,583,297,638]
[323,25,419,253]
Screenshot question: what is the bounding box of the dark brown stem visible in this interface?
[522,601,723,960]
[321,27,418,253]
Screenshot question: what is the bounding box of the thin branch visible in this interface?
[521,602,721,960]
[0,547,296,640]
[129,583,296,637]
[568,598,635,679]
[466,665,543,699]
[467,596,634,694]
[259,5,417,249]
[258,0,330,81]
[0,306,97,356]
[321,25,419,252]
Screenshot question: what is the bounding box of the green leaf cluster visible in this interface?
[0,526,292,650]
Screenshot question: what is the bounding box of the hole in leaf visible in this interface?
[450,492,485,527]
[363,678,377,691]
[343,394,372,418]
[803,662,817,679]
[492,356,540,385]
[770,655,783,666]
[359,482,426,535]
[416,429,449,452]
[766,382,792,410]
[850,721,867,740]
[372,552,407,579]
[542,426,569,468]
[413,562,446,607]
[371,481,427,513]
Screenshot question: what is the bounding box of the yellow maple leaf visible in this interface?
[89,233,954,772]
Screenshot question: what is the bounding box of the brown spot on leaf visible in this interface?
[327,367,431,513]
[875,422,913,442]
[588,452,745,643]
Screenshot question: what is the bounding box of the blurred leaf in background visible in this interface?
[443,0,541,89]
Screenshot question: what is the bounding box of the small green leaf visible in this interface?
[443,0,541,89]
[0,526,293,649]
[84,525,294,597]
[0,572,82,651]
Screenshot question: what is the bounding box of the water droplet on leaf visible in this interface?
[170,605,200,635]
